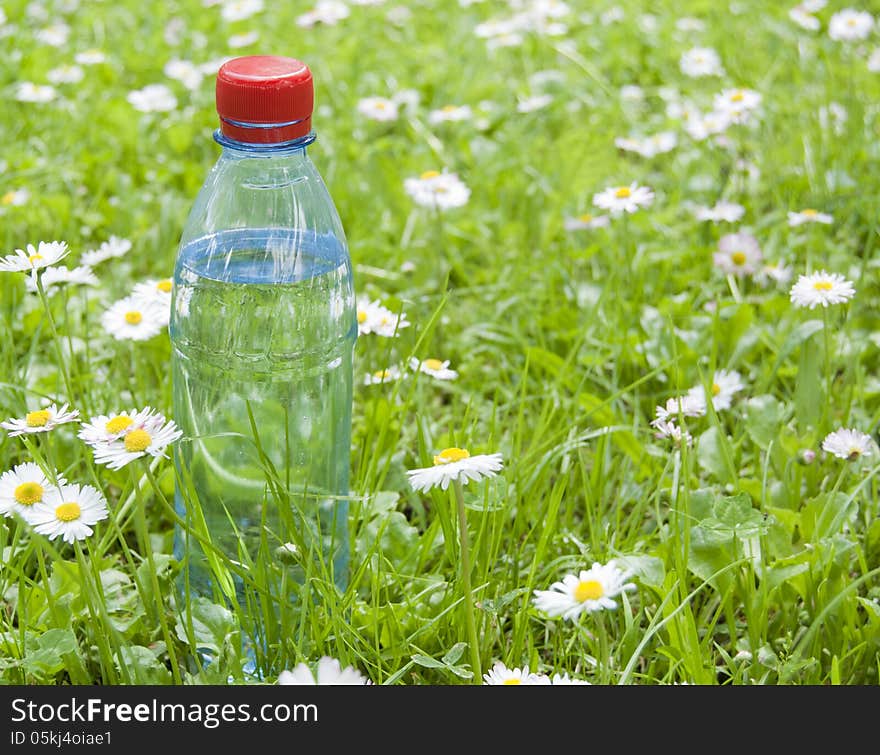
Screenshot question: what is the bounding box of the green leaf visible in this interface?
[706,493,769,539]
[697,425,732,482]
[743,394,786,449]
[174,597,235,654]
[613,554,665,587]
[442,642,468,666]
[411,654,446,669]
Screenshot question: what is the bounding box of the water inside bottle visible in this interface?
[170,228,356,662]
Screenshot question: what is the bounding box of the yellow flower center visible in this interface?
[730,92,745,102]
[1,191,16,205]
[573,579,604,602]
[105,415,134,434]
[29,254,44,264]
[25,410,51,427]
[14,481,43,506]
[420,170,440,180]
[502,678,522,685]
[124,311,143,325]
[124,429,152,452]
[848,446,863,460]
[731,251,747,266]
[615,187,632,198]
[373,370,390,380]
[442,104,458,112]
[55,502,81,522]
[711,382,722,396]
[813,281,833,291]
[423,359,444,371]
[847,18,857,26]
[802,209,818,216]
[357,310,368,324]
[578,213,593,223]
[157,279,172,293]
[375,101,387,109]
[433,447,470,465]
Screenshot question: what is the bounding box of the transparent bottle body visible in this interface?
[169,134,356,640]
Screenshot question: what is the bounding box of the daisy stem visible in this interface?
[34,274,76,403]
[453,478,482,684]
[822,307,833,430]
[726,273,742,304]
[97,454,163,553]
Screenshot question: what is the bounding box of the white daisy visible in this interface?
[651,419,693,447]
[132,277,173,304]
[86,411,183,471]
[30,483,109,544]
[615,131,677,158]
[713,88,762,124]
[619,84,644,102]
[869,48,880,72]
[75,49,106,65]
[80,235,132,267]
[482,661,550,685]
[0,463,66,523]
[754,261,793,288]
[15,81,56,104]
[516,94,553,113]
[789,270,856,309]
[532,561,636,620]
[821,427,874,461]
[685,109,732,140]
[277,657,371,685]
[357,97,399,122]
[788,209,833,227]
[25,265,98,295]
[713,232,763,276]
[0,241,69,273]
[428,104,473,123]
[36,23,70,46]
[651,394,707,425]
[228,31,259,48]
[101,296,167,341]
[78,407,163,447]
[127,84,178,113]
[486,31,524,49]
[1,189,30,207]
[563,212,610,231]
[592,182,654,215]
[819,102,848,135]
[296,0,350,27]
[407,447,504,492]
[692,201,745,223]
[679,47,725,77]
[789,5,821,31]
[356,297,410,337]
[221,0,264,22]
[550,672,591,685]
[829,9,873,41]
[409,357,459,381]
[403,171,471,210]
[164,59,203,90]
[686,369,745,412]
[47,64,84,85]
[364,366,403,385]
[1,403,80,437]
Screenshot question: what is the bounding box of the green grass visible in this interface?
[1,0,880,685]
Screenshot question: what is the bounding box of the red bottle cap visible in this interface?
[215,56,314,144]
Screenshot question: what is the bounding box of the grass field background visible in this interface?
[1,0,879,685]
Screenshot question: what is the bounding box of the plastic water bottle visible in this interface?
[169,56,355,655]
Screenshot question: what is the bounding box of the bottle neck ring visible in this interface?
[213,129,317,155]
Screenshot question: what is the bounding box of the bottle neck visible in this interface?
[213,129,317,158]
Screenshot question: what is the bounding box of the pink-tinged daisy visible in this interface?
[81,409,183,470]
[821,427,874,461]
